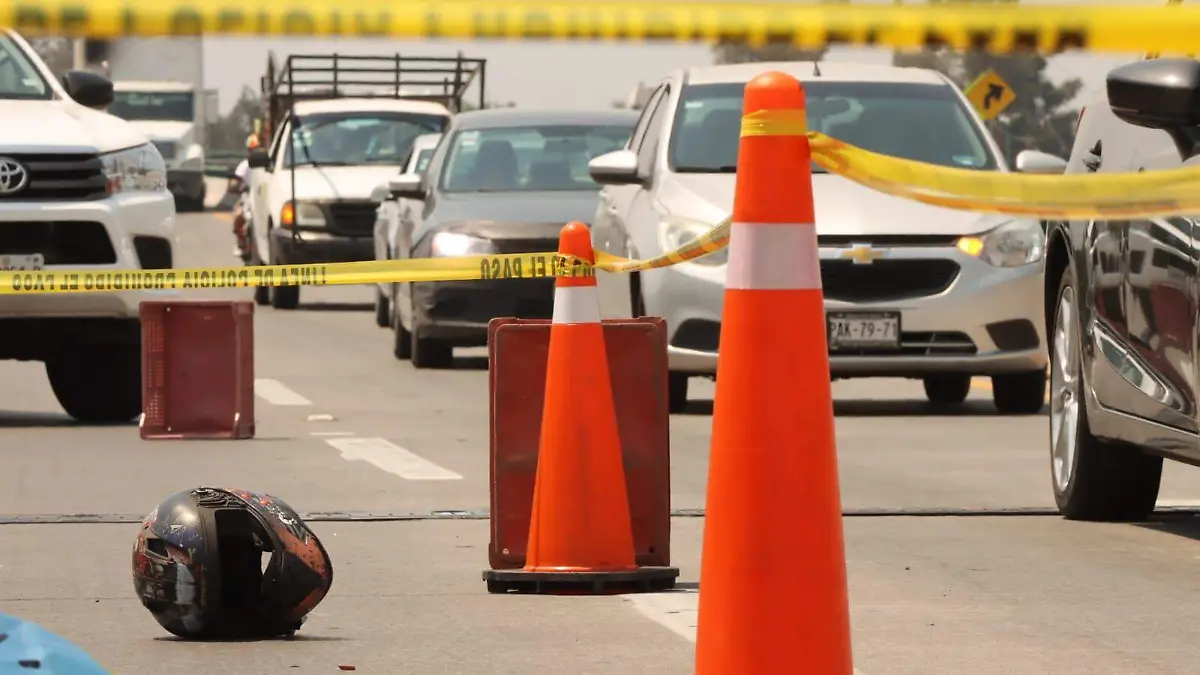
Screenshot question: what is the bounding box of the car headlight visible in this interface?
[102,143,167,194]
[658,217,728,266]
[280,200,326,229]
[955,220,1045,267]
[431,231,494,257]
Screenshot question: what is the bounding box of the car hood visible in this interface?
[420,190,601,241]
[125,120,193,142]
[660,172,1010,236]
[285,165,406,201]
[0,99,149,154]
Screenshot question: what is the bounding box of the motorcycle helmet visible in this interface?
[0,612,110,673]
[132,487,333,639]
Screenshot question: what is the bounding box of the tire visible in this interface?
[46,343,142,424]
[249,232,270,305]
[374,288,390,328]
[1049,265,1162,521]
[253,285,270,306]
[923,374,971,405]
[391,286,412,361]
[993,369,1047,415]
[411,329,453,369]
[669,372,689,414]
[268,238,300,310]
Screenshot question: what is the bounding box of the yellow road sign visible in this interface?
[964,69,1016,121]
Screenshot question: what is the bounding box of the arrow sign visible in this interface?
[965,69,1016,122]
[983,83,1004,110]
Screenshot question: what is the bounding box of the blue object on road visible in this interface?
[0,613,110,674]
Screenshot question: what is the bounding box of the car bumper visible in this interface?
[270,229,374,264]
[411,277,556,345]
[0,192,177,318]
[167,169,205,201]
[645,247,1048,378]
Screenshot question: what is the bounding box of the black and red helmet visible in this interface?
[132,487,333,639]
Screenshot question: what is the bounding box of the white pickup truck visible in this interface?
[0,29,176,423]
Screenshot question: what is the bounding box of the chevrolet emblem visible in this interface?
[839,244,886,265]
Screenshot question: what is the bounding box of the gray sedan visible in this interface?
[385,108,636,368]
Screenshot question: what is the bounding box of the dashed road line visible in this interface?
[622,591,869,675]
[253,378,312,406]
[325,437,462,481]
[310,431,356,437]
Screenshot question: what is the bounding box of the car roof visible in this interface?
[451,108,638,130]
[113,81,195,92]
[293,98,452,117]
[680,61,952,87]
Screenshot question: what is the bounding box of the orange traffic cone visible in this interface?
[694,72,854,673]
[483,222,679,594]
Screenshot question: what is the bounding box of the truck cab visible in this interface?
[245,52,486,310]
[107,80,217,212]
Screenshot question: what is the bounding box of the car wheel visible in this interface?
[249,235,270,305]
[1049,267,1162,521]
[374,288,390,328]
[392,286,412,361]
[46,343,142,424]
[669,372,689,414]
[922,374,971,405]
[268,240,300,310]
[410,317,453,369]
[992,369,1047,415]
[253,284,270,306]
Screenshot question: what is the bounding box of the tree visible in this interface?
[893,48,1082,163]
[207,86,263,151]
[712,41,827,66]
[26,37,74,76]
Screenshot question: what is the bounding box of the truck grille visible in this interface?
[0,153,107,202]
[325,201,378,236]
[0,221,117,264]
[820,259,960,302]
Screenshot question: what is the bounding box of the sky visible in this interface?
[196,1,1153,119]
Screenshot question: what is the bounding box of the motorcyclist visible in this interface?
[232,134,260,262]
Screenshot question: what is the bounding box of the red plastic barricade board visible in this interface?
[140,301,255,440]
[487,316,671,570]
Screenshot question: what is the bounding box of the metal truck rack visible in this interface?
[258,51,487,141]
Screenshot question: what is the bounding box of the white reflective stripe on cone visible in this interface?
[725,221,821,291]
[552,285,603,324]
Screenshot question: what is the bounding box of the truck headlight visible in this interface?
[431,231,494,257]
[280,200,326,229]
[658,217,728,266]
[956,220,1045,267]
[102,143,167,194]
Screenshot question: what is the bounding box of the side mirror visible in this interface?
[389,174,425,200]
[369,181,392,203]
[1014,149,1067,174]
[587,149,642,186]
[1107,58,1200,129]
[61,70,114,109]
[247,148,270,170]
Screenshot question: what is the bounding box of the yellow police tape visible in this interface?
[806,131,1200,220]
[0,218,732,294]
[7,0,1200,54]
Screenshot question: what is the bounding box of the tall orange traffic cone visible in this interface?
[482,222,679,594]
[694,72,854,673]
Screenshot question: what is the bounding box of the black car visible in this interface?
[1047,56,1200,522]
[385,108,637,368]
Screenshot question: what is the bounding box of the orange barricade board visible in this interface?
[140,300,255,440]
[487,316,672,570]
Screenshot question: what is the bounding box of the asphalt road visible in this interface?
[4,206,1200,674]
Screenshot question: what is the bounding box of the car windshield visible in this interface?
[286,113,448,168]
[440,123,634,193]
[108,91,194,122]
[0,36,50,100]
[668,81,998,174]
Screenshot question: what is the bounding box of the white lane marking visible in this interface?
[310,431,355,437]
[307,413,337,422]
[253,378,312,406]
[622,591,869,675]
[325,437,462,481]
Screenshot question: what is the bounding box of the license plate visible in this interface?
[0,254,44,271]
[827,311,900,351]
